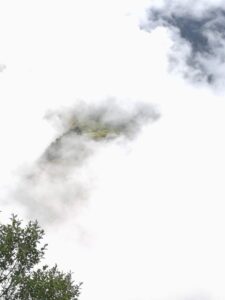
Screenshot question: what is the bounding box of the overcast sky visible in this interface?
[1,1,225,300]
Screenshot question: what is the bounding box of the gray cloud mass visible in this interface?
[13,100,160,224]
[142,2,225,85]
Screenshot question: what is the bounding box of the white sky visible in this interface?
[1,1,225,300]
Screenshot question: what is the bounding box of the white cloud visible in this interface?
[1,1,225,300]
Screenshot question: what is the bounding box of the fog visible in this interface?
[1,1,225,300]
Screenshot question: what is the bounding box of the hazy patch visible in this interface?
[142,2,225,86]
[14,100,160,224]
[0,64,6,72]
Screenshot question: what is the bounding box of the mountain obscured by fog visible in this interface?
[13,100,160,224]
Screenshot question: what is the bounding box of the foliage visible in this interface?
[0,215,82,299]
[71,122,120,140]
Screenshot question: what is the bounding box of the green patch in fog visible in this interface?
[68,120,127,141]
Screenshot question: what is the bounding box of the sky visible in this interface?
[1,0,225,300]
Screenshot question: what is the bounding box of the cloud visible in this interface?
[12,100,160,224]
[2,1,225,300]
[141,0,225,86]
[0,64,6,72]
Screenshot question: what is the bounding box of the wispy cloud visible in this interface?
[13,100,160,224]
[0,64,6,72]
[141,1,225,86]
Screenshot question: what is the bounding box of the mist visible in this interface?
[141,0,225,87]
[12,100,159,224]
[0,1,225,300]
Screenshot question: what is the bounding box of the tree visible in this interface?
[0,215,82,299]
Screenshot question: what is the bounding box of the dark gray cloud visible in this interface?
[13,100,160,224]
[141,3,225,85]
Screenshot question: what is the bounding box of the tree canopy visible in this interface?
[0,215,82,299]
